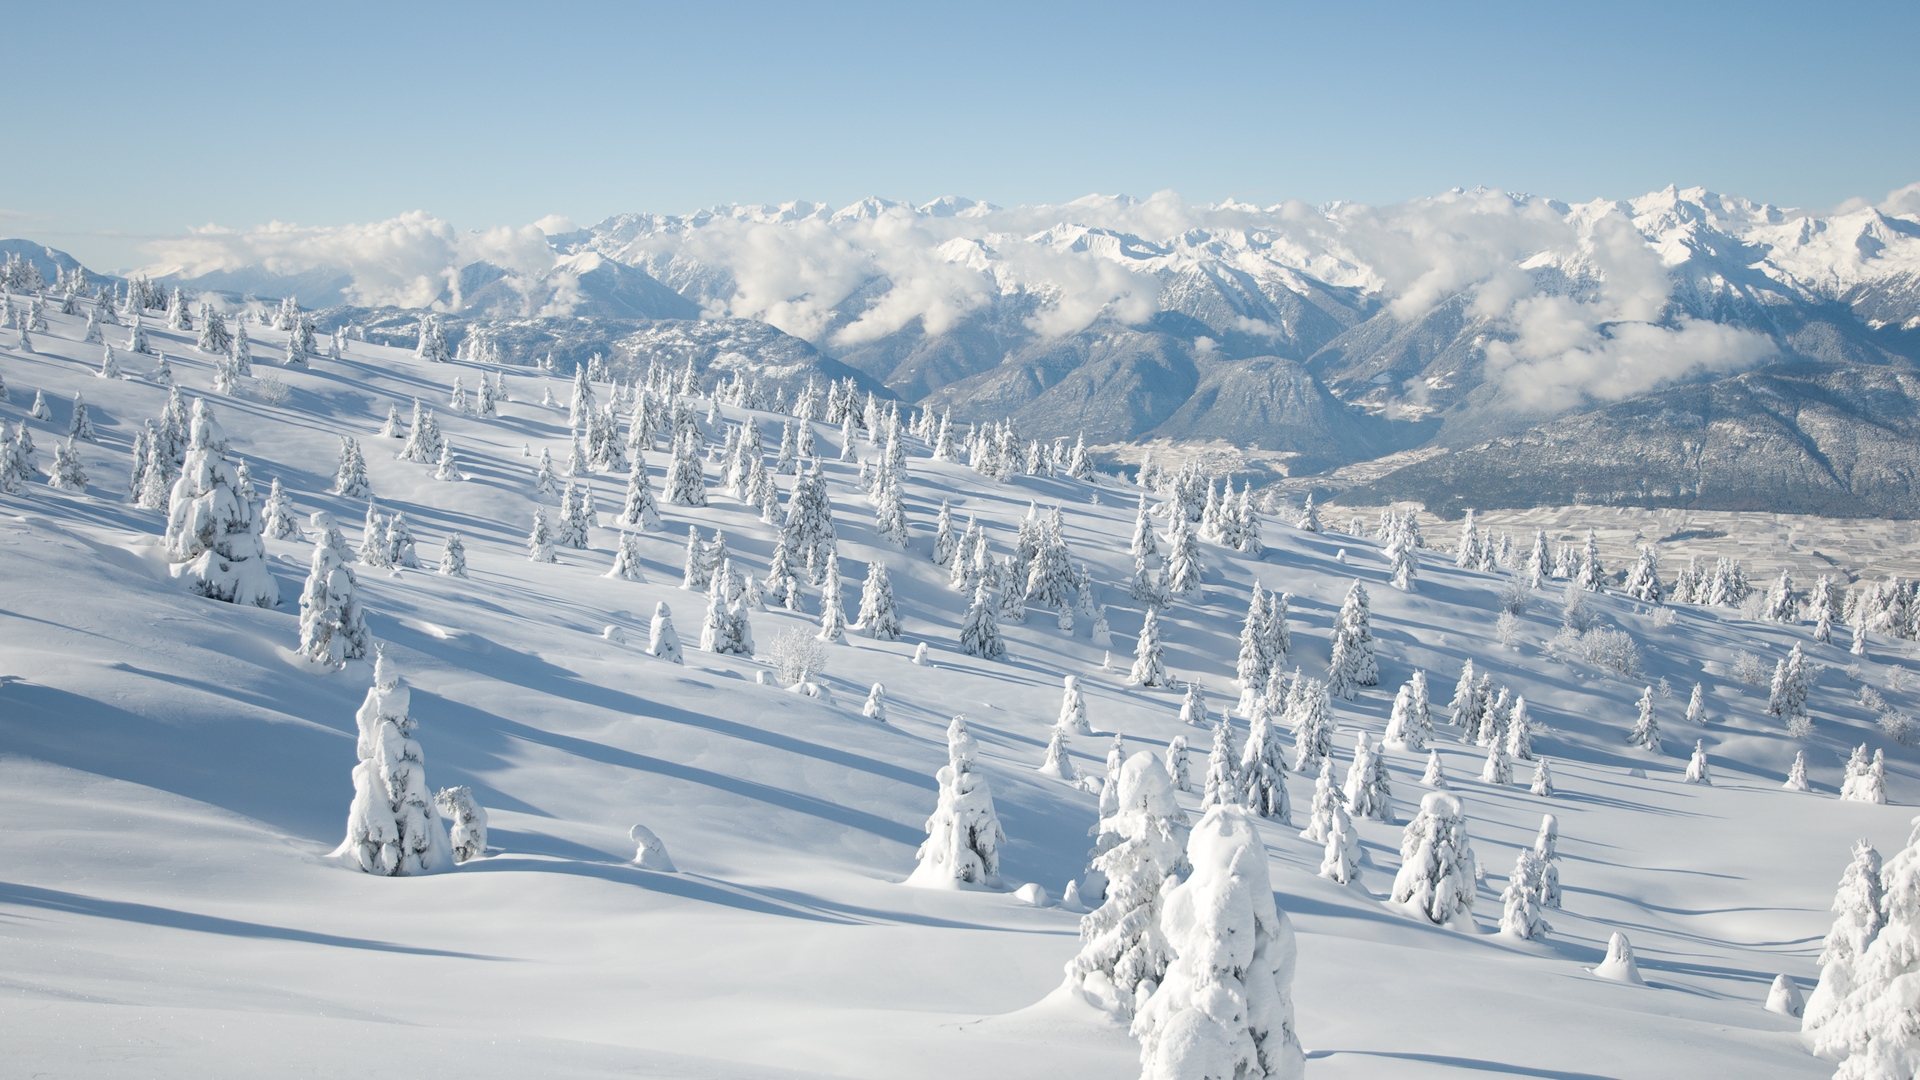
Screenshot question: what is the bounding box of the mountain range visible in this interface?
[12,182,1920,515]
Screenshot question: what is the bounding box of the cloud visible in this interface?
[1483,308,1776,412]
[142,212,554,310]
[1881,182,1920,218]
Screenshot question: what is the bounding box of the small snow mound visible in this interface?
[1593,931,1645,984]
[911,642,929,666]
[1061,879,1088,913]
[602,625,625,643]
[630,825,677,872]
[1625,766,1647,778]
[1765,974,1803,1017]
[788,678,834,703]
[1014,882,1049,907]
[755,670,772,685]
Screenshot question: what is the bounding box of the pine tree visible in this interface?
[298,512,370,664]
[958,583,1006,660]
[1326,579,1378,699]
[1500,847,1553,940]
[1391,792,1477,927]
[1448,660,1481,731]
[358,500,390,568]
[527,508,556,563]
[907,716,1006,888]
[1236,583,1273,711]
[854,562,900,640]
[667,431,707,506]
[1785,750,1813,792]
[334,649,453,876]
[1163,513,1203,596]
[1804,840,1887,1037]
[1384,671,1433,751]
[1683,739,1712,784]
[1813,575,1837,644]
[680,525,713,590]
[932,500,957,565]
[1299,757,1343,844]
[649,602,684,664]
[1685,682,1708,725]
[1058,675,1091,736]
[1840,745,1888,804]
[1505,695,1534,760]
[439,533,467,577]
[1130,804,1304,1080]
[1129,608,1169,687]
[1238,694,1292,824]
[1422,748,1448,788]
[1345,731,1395,823]
[1037,722,1079,781]
[817,555,848,643]
[1179,681,1208,727]
[1627,685,1660,751]
[333,437,370,498]
[1287,677,1334,773]
[1480,738,1512,785]
[1062,750,1191,1015]
[162,400,278,607]
[261,478,300,540]
[1199,718,1240,810]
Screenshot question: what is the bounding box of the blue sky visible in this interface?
[10,0,1918,270]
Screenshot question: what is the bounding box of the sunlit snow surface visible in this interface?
[0,307,1911,1078]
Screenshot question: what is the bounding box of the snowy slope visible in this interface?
[1,305,1916,1078]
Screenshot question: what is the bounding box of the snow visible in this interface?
[0,304,1916,1078]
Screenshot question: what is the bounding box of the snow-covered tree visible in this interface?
[1163,512,1203,597]
[1236,584,1274,711]
[1785,750,1812,792]
[261,478,300,540]
[527,508,556,563]
[1480,737,1512,785]
[1037,721,1079,781]
[333,436,369,498]
[434,786,488,864]
[386,512,419,569]
[958,582,1006,660]
[1575,529,1603,591]
[1062,751,1190,1016]
[1623,544,1663,603]
[1287,676,1334,774]
[1054,674,1092,736]
[1627,685,1660,752]
[358,500,390,568]
[1296,492,1321,533]
[1679,739,1712,784]
[1391,792,1477,928]
[1768,642,1814,736]
[399,400,443,464]
[1685,682,1707,725]
[1179,681,1209,727]
[1130,804,1304,1080]
[297,512,370,665]
[607,530,646,582]
[1384,670,1433,751]
[1129,493,1160,562]
[1804,840,1886,1037]
[1200,718,1240,810]
[1325,579,1378,700]
[1345,731,1394,823]
[666,431,707,506]
[1500,847,1552,940]
[438,533,467,577]
[816,555,848,642]
[854,561,901,640]
[1129,608,1169,687]
[334,650,453,876]
[1840,745,1887,804]
[1812,575,1837,644]
[1167,735,1191,793]
[1447,660,1481,732]
[1421,749,1448,788]
[46,438,87,491]
[1530,758,1554,796]
[1299,757,1343,845]
[163,400,278,607]
[907,716,1006,889]
[649,602,683,664]
[1238,694,1292,824]
[932,500,957,566]
[1505,695,1534,761]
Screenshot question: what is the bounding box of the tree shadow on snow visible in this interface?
[0,880,511,960]
[1303,1049,1624,1079]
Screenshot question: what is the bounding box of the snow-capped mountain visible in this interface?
[39,181,1920,514]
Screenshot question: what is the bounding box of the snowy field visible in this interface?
[2,302,1916,1079]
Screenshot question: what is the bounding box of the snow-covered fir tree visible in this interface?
[527,508,556,563]
[1200,718,1240,810]
[1326,579,1378,700]
[261,478,299,540]
[333,436,370,498]
[1623,544,1663,603]
[438,533,467,577]
[1166,735,1190,793]
[1130,804,1304,1080]
[1785,750,1812,792]
[1179,681,1208,727]
[334,649,453,876]
[1685,682,1707,725]
[1163,512,1203,597]
[854,562,900,640]
[162,400,278,607]
[385,512,419,569]
[1129,608,1169,687]
[648,602,683,664]
[1062,751,1190,1016]
[1299,757,1344,845]
[606,530,646,582]
[1391,792,1477,928]
[1238,694,1291,824]
[1345,731,1394,823]
[666,431,707,506]
[433,441,464,481]
[1383,670,1433,751]
[1287,675,1334,774]
[1840,745,1888,804]
[816,554,848,643]
[958,582,1006,660]
[1500,847,1553,940]
[1627,685,1660,751]
[1768,642,1814,736]
[297,512,370,664]
[434,786,487,864]
[907,716,1006,888]
[1422,748,1448,788]
[1480,737,1512,785]
[1804,839,1886,1037]
[1684,739,1712,784]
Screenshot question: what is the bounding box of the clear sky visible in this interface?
[9,0,1917,270]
